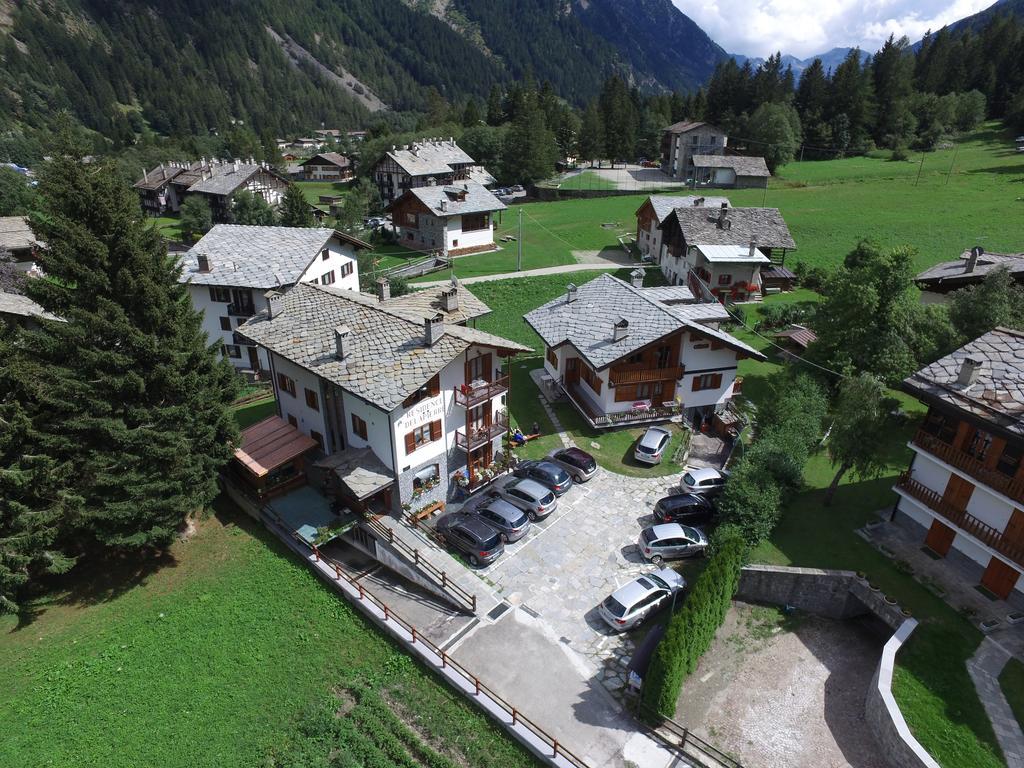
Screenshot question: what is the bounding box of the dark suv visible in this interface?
[436,513,504,566]
[547,447,598,482]
[653,493,715,526]
[512,460,573,496]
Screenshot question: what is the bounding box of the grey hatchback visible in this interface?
[637,523,708,563]
[494,477,557,520]
[634,427,672,465]
[470,498,531,543]
[436,512,505,566]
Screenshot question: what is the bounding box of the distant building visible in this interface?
[0,216,40,273]
[346,130,369,142]
[387,181,505,256]
[373,138,477,203]
[914,246,1024,304]
[299,152,354,182]
[661,121,726,181]
[773,325,817,360]
[134,160,289,221]
[691,155,771,189]
[634,195,730,263]
[0,289,60,330]
[177,224,369,374]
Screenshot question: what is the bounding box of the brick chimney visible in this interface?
[630,268,644,288]
[425,313,445,346]
[441,283,459,312]
[612,317,630,342]
[717,202,728,228]
[334,324,351,360]
[197,253,212,273]
[957,356,982,387]
[376,278,391,302]
[264,290,282,319]
[749,237,758,258]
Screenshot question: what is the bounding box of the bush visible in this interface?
[716,462,783,546]
[791,261,831,292]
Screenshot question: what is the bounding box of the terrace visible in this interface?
[455,413,509,452]
[911,429,1024,506]
[564,381,678,429]
[453,375,510,409]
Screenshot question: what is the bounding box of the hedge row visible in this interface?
[639,526,748,721]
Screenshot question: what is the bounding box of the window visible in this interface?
[351,413,367,440]
[413,464,440,490]
[310,431,324,451]
[546,347,558,370]
[921,410,958,444]
[627,352,644,365]
[322,270,336,285]
[656,345,671,369]
[305,388,319,411]
[964,428,993,461]
[224,344,242,359]
[692,373,724,391]
[997,444,1022,478]
[277,373,296,397]
[718,274,732,286]
[209,286,231,303]
[403,212,417,226]
[462,212,488,232]
[341,262,353,278]
[452,239,459,248]
[287,414,298,427]
[321,248,330,261]
[637,382,663,399]
[404,419,442,454]
[219,317,232,331]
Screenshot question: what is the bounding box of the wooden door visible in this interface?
[980,556,1020,600]
[565,358,580,386]
[465,353,492,384]
[247,346,260,373]
[1005,509,1024,550]
[924,519,956,557]
[942,474,975,511]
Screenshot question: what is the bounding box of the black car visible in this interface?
[435,512,505,566]
[512,459,573,496]
[547,447,598,482]
[653,493,716,526]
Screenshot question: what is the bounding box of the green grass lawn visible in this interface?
[556,170,618,191]
[152,214,183,241]
[0,507,539,768]
[295,180,349,208]
[1000,659,1024,732]
[233,396,277,429]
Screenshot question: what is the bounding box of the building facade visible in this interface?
[387,182,505,256]
[914,247,1024,304]
[661,121,727,181]
[373,138,477,203]
[691,155,771,189]
[135,160,289,220]
[893,327,1024,599]
[634,195,730,263]
[300,153,353,182]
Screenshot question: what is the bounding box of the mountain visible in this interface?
[942,0,1024,34]
[731,48,870,80]
[0,0,726,156]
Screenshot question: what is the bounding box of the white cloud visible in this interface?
[672,0,994,58]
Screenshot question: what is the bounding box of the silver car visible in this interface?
[599,569,686,631]
[634,426,672,465]
[494,477,558,520]
[679,466,730,497]
[471,498,531,543]
[637,523,708,564]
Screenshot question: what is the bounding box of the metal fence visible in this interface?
[635,701,743,768]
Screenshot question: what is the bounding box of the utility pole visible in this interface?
[517,208,523,271]
[945,143,960,186]
[914,152,926,187]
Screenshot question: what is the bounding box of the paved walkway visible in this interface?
[415,250,634,287]
[967,637,1024,768]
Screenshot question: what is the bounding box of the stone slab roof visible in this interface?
[399,181,506,218]
[378,278,491,325]
[903,327,1024,438]
[317,448,394,500]
[670,207,796,250]
[188,163,276,196]
[637,285,696,304]
[696,244,771,264]
[647,195,731,225]
[915,250,1024,289]
[300,152,351,169]
[0,216,37,253]
[664,120,718,134]
[178,225,369,289]
[0,290,61,321]
[237,283,529,412]
[692,154,772,177]
[523,274,763,370]
[133,164,185,191]
[385,140,475,178]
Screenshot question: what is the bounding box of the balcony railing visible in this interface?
[895,472,1024,567]
[455,414,508,452]
[912,429,1024,506]
[564,382,678,430]
[228,302,256,318]
[608,366,683,386]
[453,376,509,409]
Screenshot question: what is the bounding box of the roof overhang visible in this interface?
[234,416,318,477]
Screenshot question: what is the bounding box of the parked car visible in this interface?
[598,569,686,631]
[653,493,716,526]
[512,460,573,496]
[679,466,730,497]
[512,184,524,192]
[470,498,531,543]
[435,513,505,566]
[547,447,598,482]
[634,427,672,465]
[637,523,708,563]
[493,477,557,520]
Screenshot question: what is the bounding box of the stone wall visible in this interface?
[736,564,862,619]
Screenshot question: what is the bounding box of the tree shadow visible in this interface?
[966,165,1024,180]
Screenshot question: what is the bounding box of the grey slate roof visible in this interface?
[133,164,184,191]
[237,283,529,412]
[386,140,475,178]
[188,163,274,196]
[664,120,718,134]
[317,448,393,500]
[523,274,763,370]
[903,327,1024,439]
[692,154,771,177]
[669,207,796,250]
[0,290,61,321]
[399,181,505,218]
[915,250,1024,289]
[300,152,350,169]
[380,278,491,324]
[0,216,37,253]
[647,196,731,225]
[178,225,369,289]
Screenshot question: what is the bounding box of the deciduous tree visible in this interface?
[824,373,889,505]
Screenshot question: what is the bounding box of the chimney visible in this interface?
[440,198,447,212]
[694,197,704,207]
[233,159,239,172]
[612,317,630,342]
[143,167,148,181]
[957,356,982,387]
[264,290,282,319]
[630,268,644,288]
[566,283,578,303]
[717,202,728,228]
[749,236,758,258]
[425,313,445,346]
[442,283,459,312]
[376,278,391,302]
[334,324,351,360]
[196,253,212,273]
[966,245,983,273]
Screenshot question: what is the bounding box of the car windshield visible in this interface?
[602,595,627,618]
[683,472,696,485]
[642,528,657,544]
[680,525,701,542]
[511,511,528,527]
[647,574,670,590]
[540,491,555,505]
[637,443,655,453]
[479,532,501,551]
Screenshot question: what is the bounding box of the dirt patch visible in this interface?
[333,687,356,717]
[382,689,471,768]
[571,248,630,265]
[676,602,887,768]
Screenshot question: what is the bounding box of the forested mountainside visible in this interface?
[942,0,1024,34]
[0,0,725,157]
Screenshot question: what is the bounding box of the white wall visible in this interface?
[677,332,741,410]
[298,236,360,292]
[444,215,494,252]
[187,283,271,372]
[343,390,395,471]
[272,354,329,441]
[909,448,1016,532]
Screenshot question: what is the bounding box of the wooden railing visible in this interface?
[564,383,676,429]
[608,366,683,385]
[635,702,743,768]
[454,375,510,409]
[895,472,1024,567]
[912,430,1024,505]
[732,376,743,395]
[455,414,509,452]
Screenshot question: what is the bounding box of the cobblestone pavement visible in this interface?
[968,637,1024,768]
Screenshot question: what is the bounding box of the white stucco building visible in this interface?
[387,181,505,257]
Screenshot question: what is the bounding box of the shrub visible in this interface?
[791,261,831,292]
[716,462,783,546]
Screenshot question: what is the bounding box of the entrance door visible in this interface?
[1005,509,1024,552]
[942,473,975,511]
[247,346,260,373]
[565,358,580,386]
[465,352,492,384]
[924,519,956,557]
[980,556,1021,600]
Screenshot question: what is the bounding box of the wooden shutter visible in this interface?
[429,420,442,441]
[942,474,975,511]
[404,432,416,454]
[712,373,723,388]
[1005,509,1024,550]
[981,556,1020,600]
[924,519,956,556]
[482,353,493,382]
[427,374,440,396]
[691,376,701,391]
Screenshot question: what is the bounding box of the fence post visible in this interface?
[383,605,389,621]
[441,651,447,668]
[334,563,341,579]
[441,572,448,589]
[472,595,477,612]
[388,527,394,543]
[411,628,417,644]
[512,708,518,725]
[474,677,480,695]
[357,583,364,600]
[313,545,320,561]
[414,549,420,566]
[552,740,559,758]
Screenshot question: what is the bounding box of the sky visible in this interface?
[672,0,997,58]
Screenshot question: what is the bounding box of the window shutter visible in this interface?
[713,373,723,388]
[692,376,701,391]
[428,374,440,396]
[482,353,493,382]
[430,420,442,441]
[404,432,416,454]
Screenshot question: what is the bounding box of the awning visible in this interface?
[234,416,319,478]
[314,448,394,500]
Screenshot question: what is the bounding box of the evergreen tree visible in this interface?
[179,196,213,242]
[795,59,833,155]
[500,99,557,184]
[16,151,239,555]
[746,103,801,173]
[462,98,483,127]
[871,35,915,147]
[231,190,276,225]
[578,101,605,165]
[0,167,36,216]
[829,49,874,151]
[279,183,315,228]
[486,84,505,126]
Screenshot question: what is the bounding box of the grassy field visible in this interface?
[1000,659,1024,731]
[295,180,349,209]
[233,396,277,429]
[152,214,183,241]
[555,170,617,191]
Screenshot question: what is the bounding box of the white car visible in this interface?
[634,426,672,465]
[637,523,708,564]
[598,569,686,631]
[679,466,730,496]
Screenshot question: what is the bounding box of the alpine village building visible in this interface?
[236,279,530,513]
[893,327,1024,600]
[178,225,370,374]
[914,246,1024,304]
[661,121,726,181]
[525,272,764,429]
[134,159,289,221]
[387,181,505,256]
[299,152,354,182]
[635,195,730,265]
[373,138,477,203]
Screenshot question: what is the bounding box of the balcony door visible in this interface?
[924,519,956,557]
[468,402,491,433]
[980,556,1020,600]
[1005,509,1024,553]
[942,474,975,511]
[465,352,492,385]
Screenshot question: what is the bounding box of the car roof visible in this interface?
[509,477,550,499]
[459,516,499,539]
[649,522,687,539]
[660,493,705,508]
[684,466,724,482]
[640,429,670,447]
[650,568,686,588]
[479,498,523,520]
[611,577,658,607]
[557,447,592,462]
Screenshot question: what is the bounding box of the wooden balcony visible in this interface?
[609,366,683,385]
[895,472,1024,567]
[455,413,508,452]
[564,382,678,430]
[733,376,744,395]
[912,429,1024,505]
[453,376,509,409]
